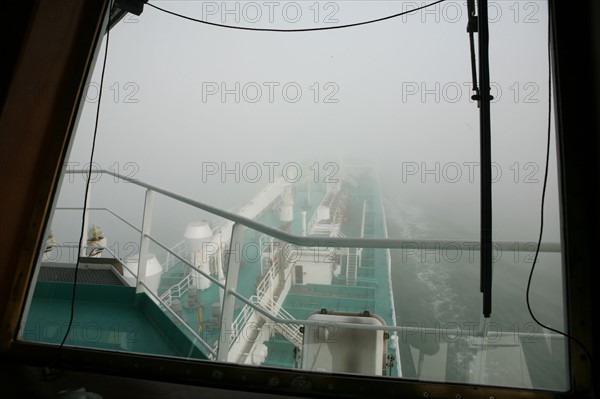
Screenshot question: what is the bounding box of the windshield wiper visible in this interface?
[467,0,494,318]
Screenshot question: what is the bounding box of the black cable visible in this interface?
[147,0,448,32]
[525,7,593,372]
[57,4,113,351]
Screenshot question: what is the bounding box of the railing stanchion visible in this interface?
[137,189,154,293]
[217,223,244,362]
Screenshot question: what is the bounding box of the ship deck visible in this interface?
[22,170,399,376]
[266,176,399,375]
[23,282,207,359]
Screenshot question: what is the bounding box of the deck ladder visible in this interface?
[256,295,303,347]
[346,247,358,286]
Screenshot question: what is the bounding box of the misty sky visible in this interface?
[54,0,558,247]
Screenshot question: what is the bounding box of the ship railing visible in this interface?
[259,234,280,275]
[139,281,217,358]
[360,200,367,239]
[39,242,139,284]
[231,294,302,349]
[320,190,336,208]
[63,170,564,362]
[46,207,146,278]
[57,183,227,355]
[160,272,193,307]
[165,220,230,274]
[330,192,346,225]
[53,206,194,305]
[307,208,318,234]
[256,258,279,298]
[229,298,257,350]
[210,219,230,234]
[216,237,285,351]
[53,206,193,276]
[164,239,190,273]
[310,222,342,237]
[230,243,288,350]
[260,256,278,277]
[227,257,282,348]
[208,342,219,361]
[254,295,303,347]
[38,235,216,357]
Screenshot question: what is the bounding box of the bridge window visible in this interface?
[18,0,572,396]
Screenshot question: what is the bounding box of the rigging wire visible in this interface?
[57,3,113,351]
[525,7,594,373]
[146,0,448,32]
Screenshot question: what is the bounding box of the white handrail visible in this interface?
[58,170,565,361]
[139,281,216,358]
[160,273,193,306]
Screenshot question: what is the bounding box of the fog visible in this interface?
[51,0,559,250]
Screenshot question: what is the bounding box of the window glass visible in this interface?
[20,0,566,391]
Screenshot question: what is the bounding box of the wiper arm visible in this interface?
[467,0,494,317]
[466,0,479,101]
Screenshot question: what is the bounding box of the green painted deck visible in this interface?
[23,171,399,376]
[156,180,329,348]
[24,282,207,359]
[270,174,400,376]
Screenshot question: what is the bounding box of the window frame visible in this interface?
[1,0,596,397]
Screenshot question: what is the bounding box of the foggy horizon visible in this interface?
[51,0,558,249]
